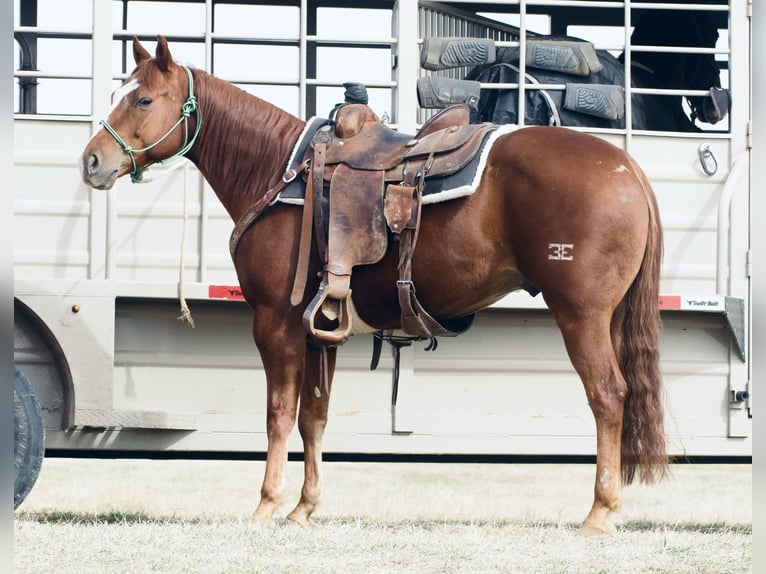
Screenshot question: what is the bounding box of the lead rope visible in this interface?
[177,161,195,327]
[99,67,201,325]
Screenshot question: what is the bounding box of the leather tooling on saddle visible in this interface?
[281,103,499,345]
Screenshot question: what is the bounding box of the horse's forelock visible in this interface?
[128,58,186,96]
[134,59,165,87]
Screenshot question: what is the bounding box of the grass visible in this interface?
[14,459,752,573]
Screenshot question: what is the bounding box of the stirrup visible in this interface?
[302,281,353,345]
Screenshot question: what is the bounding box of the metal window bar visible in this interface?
[14,1,400,120]
[13,1,732,119]
[100,0,399,282]
[417,0,730,140]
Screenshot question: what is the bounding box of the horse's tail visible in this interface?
[617,161,668,486]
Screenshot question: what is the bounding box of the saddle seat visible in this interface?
[414,104,471,137]
[318,103,486,180]
[298,103,494,344]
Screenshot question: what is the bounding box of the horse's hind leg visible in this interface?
[286,344,337,526]
[553,308,627,535]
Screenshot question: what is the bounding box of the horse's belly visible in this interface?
[436,267,530,316]
[348,261,528,331]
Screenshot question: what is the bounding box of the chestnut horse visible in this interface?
[80,37,666,535]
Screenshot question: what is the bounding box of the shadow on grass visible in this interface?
[619,519,751,535]
[17,511,751,536]
[15,510,205,526]
[313,516,752,536]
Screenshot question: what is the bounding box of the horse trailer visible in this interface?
[14,0,754,507]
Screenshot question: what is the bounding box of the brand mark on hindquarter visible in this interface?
[548,243,574,261]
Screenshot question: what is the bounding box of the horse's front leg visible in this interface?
[286,343,337,526]
[251,317,306,526]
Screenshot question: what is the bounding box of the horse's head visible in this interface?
[81,36,200,189]
[630,10,730,126]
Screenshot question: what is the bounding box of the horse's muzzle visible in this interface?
[701,87,731,124]
[80,151,119,190]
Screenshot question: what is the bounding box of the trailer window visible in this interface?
[419,1,731,134]
[477,12,551,35]
[214,4,298,38]
[14,0,94,116]
[15,0,731,134]
[119,1,206,35]
[29,0,92,28]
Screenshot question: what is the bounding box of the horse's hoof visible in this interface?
[286,510,315,527]
[251,512,276,528]
[578,520,616,536]
[287,504,314,528]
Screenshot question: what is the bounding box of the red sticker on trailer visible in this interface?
[658,295,681,310]
[208,289,708,310]
[208,285,245,300]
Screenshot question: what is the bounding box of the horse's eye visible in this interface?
[136,97,153,109]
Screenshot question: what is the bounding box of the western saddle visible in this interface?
[288,103,495,345]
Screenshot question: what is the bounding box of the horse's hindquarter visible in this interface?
[485,126,651,312]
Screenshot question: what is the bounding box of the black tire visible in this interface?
[14,367,45,510]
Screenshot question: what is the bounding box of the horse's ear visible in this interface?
[154,35,175,72]
[132,37,151,65]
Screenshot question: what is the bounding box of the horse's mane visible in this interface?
[181,66,305,208]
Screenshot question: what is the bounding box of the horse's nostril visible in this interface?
[88,153,99,175]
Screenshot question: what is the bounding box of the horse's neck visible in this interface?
[189,70,306,220]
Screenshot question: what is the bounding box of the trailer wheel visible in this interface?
[14,367,45,510]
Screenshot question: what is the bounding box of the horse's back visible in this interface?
[490,125,632,173]
[486,126,650,216]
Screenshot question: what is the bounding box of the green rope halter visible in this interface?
[100,66,202,183]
